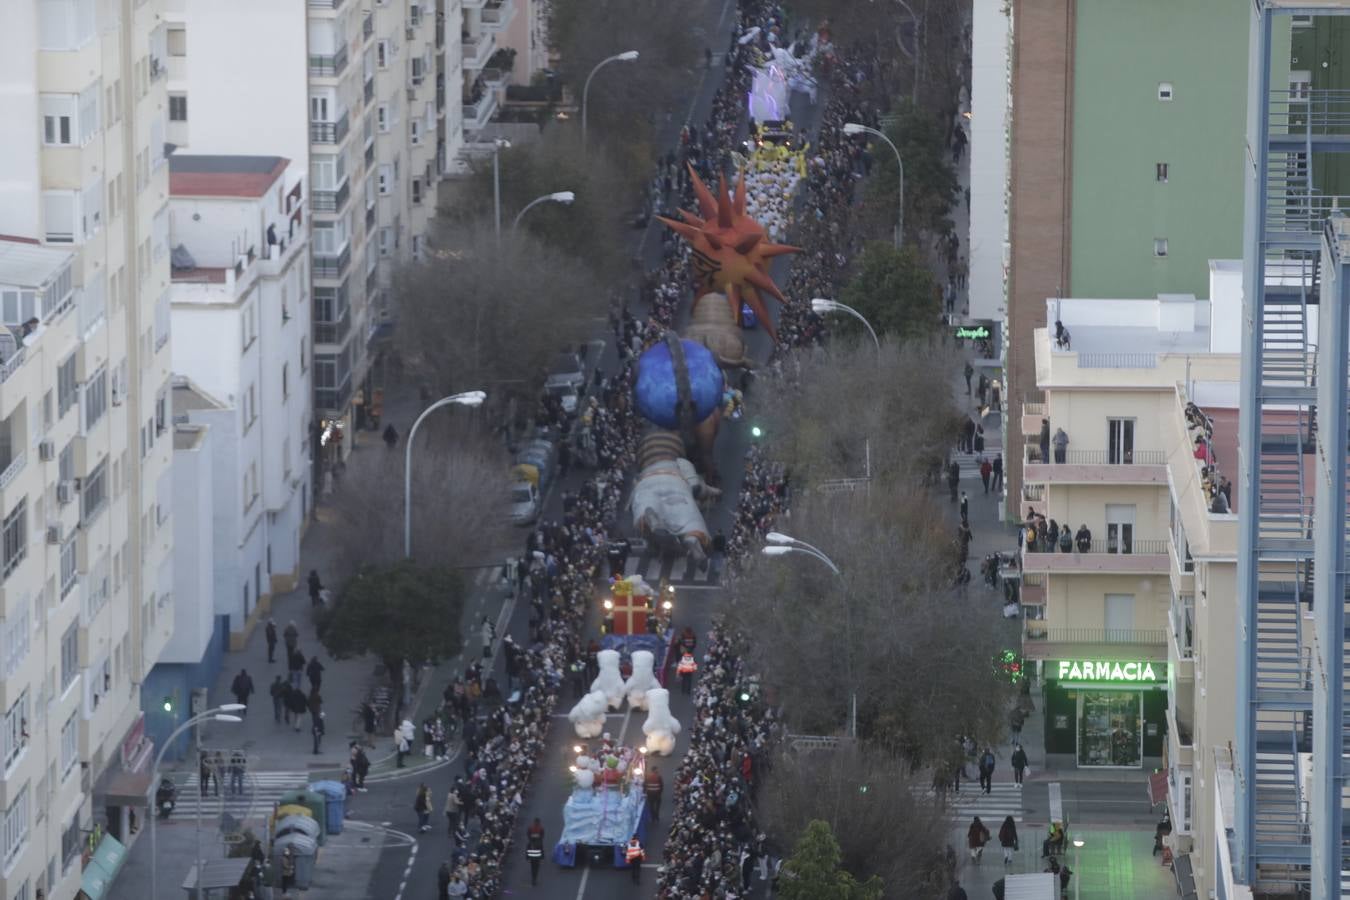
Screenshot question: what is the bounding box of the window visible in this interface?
[410,118,422,145]
[81,178,103,238]
[80,457,108,525]
[154,289,170,348]
[2,608,29,678]
[1156,162,1168,183]
[168,94,187,121]
[59,441,74,485]
[376,39,389,69]
[412,233,423,260]
[1153,238,1169,257]
[1,290,38,328]
[60,536,77,598]
[61,811,79,872]
[84,367,107,431]
[38,0,97,50]
[300,337,307,373]
[410,56,425,85]
[3,499,27,580]
[378,226,393,256]
[3,785,29,870]
[43,191,76,243]
[282,363,290,399]
[377,164,392,194]
[411,177,422,204]
[40,94,74,146]
[1158,82,1173,101]
[377,104,390,133]
[77,81,99,145]
[60,623,78,691]
[57,354,77,418]
[59,713,76,778]
[3,692,28,771]
[167,27,186,55]
[1290,70,1312,102]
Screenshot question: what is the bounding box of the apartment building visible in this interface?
[0,0,177,896]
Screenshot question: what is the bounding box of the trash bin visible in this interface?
[308,781,347,835]
[272,833,319,890]
[276,789,327,845]
[275,814,320,842]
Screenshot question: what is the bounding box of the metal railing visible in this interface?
[0,452,25,491]
[311,179,350,213]
[308,0,343,8]
[1077,351,1158,369]
[314,307,351,346]
[1023,400,1046,418]
[308,45,348,77]
[1171,594,1195,660]
[1023,626,1168,645]
[315,372,353,414]
[312,243,351,280]
[1025,445,1166,466]
[0,348,25,385]
[1024,537,1170,556]
[363,11,373,37]
[309,112,349,144]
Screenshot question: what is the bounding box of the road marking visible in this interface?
[574,866,591,900]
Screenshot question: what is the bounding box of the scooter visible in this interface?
[156,776,177,819]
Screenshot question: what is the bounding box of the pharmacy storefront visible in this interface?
[1042,659,1167,768]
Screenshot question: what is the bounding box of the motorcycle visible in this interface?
[156,776,177,819]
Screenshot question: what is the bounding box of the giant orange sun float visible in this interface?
[657,164,800,343]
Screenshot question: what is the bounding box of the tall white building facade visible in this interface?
[0,0,176,896]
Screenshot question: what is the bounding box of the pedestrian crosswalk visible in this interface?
[620,553,720,587]
[945,782,1024,825]
[166,771,311,822]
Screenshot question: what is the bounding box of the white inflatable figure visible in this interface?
[642,688,682,756]
[623,650,658,710]
[573,755,596,790]
[591,649,625,709]
[567,690,608,738]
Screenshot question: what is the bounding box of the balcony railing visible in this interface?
[309,112,350,145]
[309,45,349,77]
[1026,445,1167,466]
[0,347,26,385]
[365,76,374,104]
[462,92,498,131]
[0,451,25,491]
[311,178,351,213]
[1022,626,1168,646]
[482,67,511,89]
[312,243,351,279]
[1026,537,1169,556]
[1023,444,1169,485]
[314,307,351,346]
[315,371,354,414]
[363,11,374,38]
[481,0,514,29]
[308,0,343,8]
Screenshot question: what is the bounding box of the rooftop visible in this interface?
[0,238,74,289]
[1048,295,1217,357]
[169,155,288,198]
[173,423,208,451]
[172,377,226,414]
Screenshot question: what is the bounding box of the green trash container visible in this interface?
[275,789,327,845]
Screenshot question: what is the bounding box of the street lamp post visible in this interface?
[810,298,880,353]
[404,390,487,558]
[491,138,511,245]
[1072,838,1084,900]
[843,123,904,248]
[150,706,245,900]
[761,533,856,738]
[581,50,639,150]
[511,191,576,232]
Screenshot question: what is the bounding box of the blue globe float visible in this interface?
[634,339,726,430]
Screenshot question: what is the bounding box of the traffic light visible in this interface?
[750,424,763,439]
[162,695,173,713]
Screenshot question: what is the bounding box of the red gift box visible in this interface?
[609,580,650,636]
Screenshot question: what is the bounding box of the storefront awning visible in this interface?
[100,770,153,807]
[77,834,127,900]
[1148,770,1168,806]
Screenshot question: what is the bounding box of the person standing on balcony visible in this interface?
[1038,419,1050,463]
[1075,524,1092,553]
[1052,428,1069,464]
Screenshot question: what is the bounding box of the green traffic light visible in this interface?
[750,426,763,439]
[162,696,172,713]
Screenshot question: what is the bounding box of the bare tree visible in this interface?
[753,338,962,488]
[393,222,609,408]
[325,422,512,576]
[727,489,1013,762]
[760,744,954,899]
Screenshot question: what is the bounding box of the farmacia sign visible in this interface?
[1056,660,1165,683]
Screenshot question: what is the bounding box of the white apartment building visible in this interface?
[161,0,521,483]
[0,0,176,896]
[166,154,312,646]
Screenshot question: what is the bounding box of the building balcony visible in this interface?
[480,0,514,31]
[312,243,351,280]
[309,44,349,77]
[1019,573,1044,606]
[461,33,495,71]
[314,306,351,346]
[311,178,351,213]
[462,91,498,133]
[315,370,353,415]
[482,66,511,90]
[1021,625,1169,662]
[308,0,344,9]
[362,10,374,38]
[1022,396,1046,437]
[1021,538,1171,575]
[365,75,375,105]
[461,0,487,8]
[310,111,350,145]
[1023,445,1168,486]
[1166,702,1194,770]
[0,347,25,387]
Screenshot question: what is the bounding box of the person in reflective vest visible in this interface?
[525,817,545,885]
[677,652,698,695]
[625,835,645,883]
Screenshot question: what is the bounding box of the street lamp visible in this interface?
[511,191,575,232]
[843,123,904,248]
[582,50,639,150]
[150,707,245,900]
[404,391,487,558]
[810,299,880,353]
[759,534,854,736]
[1072,838,1084,900]
[491,138,511,245]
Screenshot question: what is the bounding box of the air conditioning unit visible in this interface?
[57,481,73,505]
[46,525,61,545]
[38,440,55,461]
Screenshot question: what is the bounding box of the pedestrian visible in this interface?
[1052,427,1069,464]
[352,744,370,790]
[974,423,985,454]
[963,360,974,395]
[306,655,324,692]
[231,668,254,714]
[998,815,1019,865]
[967,816,990,864]
[480,615,495,660]
[526,817,546,884]
[960,491,969,523]
[1038,418,1050,463]
[382,423,398,449]
[1009,706,1025,742]
[1011,743,1028,785]
[265,619,278,663]
[307,570,323,607]
[437,861,451,900]
[361,701,377,748]
[283,620,299,655]
[977,373,989,406]
[270,676,286,724]
[625,835,645,884]
[992,453,1003,492]
[978,747,996,794]
[643,764,664,822]
[279,846,297,897]
[396,723,412,768]
[229,749,246,796]
[1075,523,1092,553]
[445,782,461,834]
[286,685,307,732]
[311,711,325,754]
[414,783,432,832]
[677,651,697,695]
[198,751,213,797]
[979,457,992,494]
[430,718,447,760]
[287,647,305,690]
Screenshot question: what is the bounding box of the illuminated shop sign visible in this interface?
[954,325,991,341]
[1056,660,1165,683]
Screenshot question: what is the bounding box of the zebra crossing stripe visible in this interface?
[622,555,718,586]
[170,772,310,817]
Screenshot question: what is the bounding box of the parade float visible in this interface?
[552,733,658,866]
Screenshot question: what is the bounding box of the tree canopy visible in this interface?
[317,560,467,674]
[838,242,941,341]
[777,820,884,900]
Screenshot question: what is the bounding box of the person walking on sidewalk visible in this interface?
[978,747,996,794]
[1011,743,1028,785]
[285,685,307,732]
[311,711,325,755]
[644,764,665,822]
[677,652,698,695]
[283,620,299,655]
[964,360,974,396]
[444,781,462,834]
[231,668,254,715]
[998,816,1019,865]
[306,655,324,692]
[526,817,546,885]
[979,457,992,494]
[948,461,961,502]
[992,454,1003,493]
[350,743,370,790]
[967,816,990,864]
[480,616,495,660]
[270,676,286,724]
[308,570,323,607]
[414,783,432,832]
[1009,706,1025,742]
[265,619,278,663]
[437,861,451,900]
[960,491,969,524]
[287,646,305,689]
